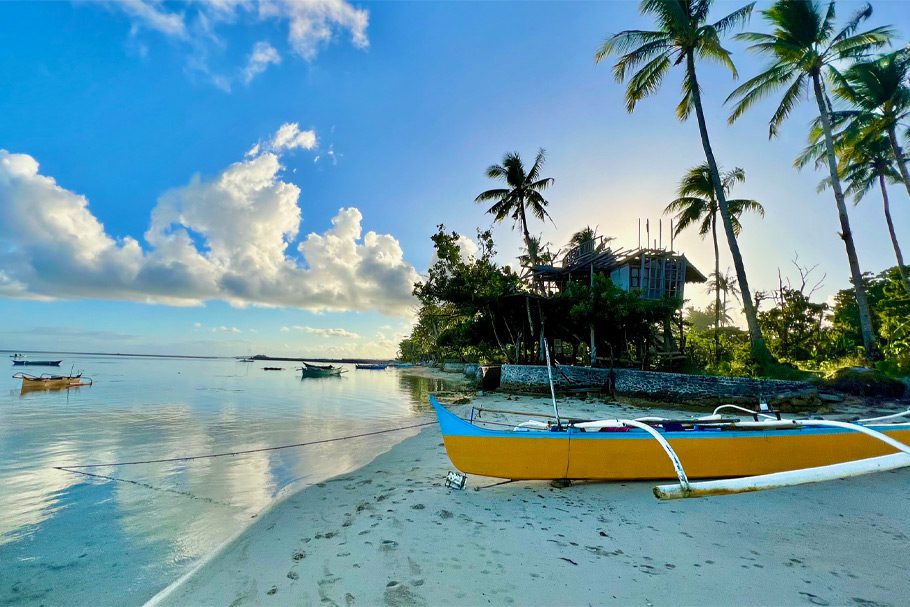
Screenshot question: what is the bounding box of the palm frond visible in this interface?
[726,65,794,125]
[769,72,807,137]
[625,54,672,112]
[712,3,755,36]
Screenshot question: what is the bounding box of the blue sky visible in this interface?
[0,0,908,357]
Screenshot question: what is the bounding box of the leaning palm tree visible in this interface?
[832,50,910,202]
[474,149,555,270]
[665,164,764,360]
[727,0,891,358]
[808,134,910,295]
[595,0,773,362]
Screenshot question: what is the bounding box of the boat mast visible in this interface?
[543,337,561,427]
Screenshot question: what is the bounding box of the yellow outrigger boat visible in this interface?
[15,372,92,392]
[431,397,910,499]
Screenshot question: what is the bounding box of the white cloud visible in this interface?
[283,325,360,338]
[257,0,369,60]
[0,123,418,316]
[241,41,281,84]
[103,0,369,89]
[212,325,242,333]
[269,123,317,152]
[116,0,188,38]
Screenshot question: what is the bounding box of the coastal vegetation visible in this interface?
[401,0,909,384]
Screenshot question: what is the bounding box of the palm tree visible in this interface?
[518,235,558,275]
[811,134,910,295]
[727,0,891,358]
[474,149,555,270]
[707,267,741,328]
[833,50,910,202]
[665,164,763,360]
[567,225,613,253]
[595,0,773,362]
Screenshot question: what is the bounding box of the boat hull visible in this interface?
[300,368,344,378]
[431,397,910,481]
[12,360,62,366]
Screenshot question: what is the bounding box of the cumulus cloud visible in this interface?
[103,0,369,88]
[281,325,360,338]
[212,325,242,333]
[0,123,418,315]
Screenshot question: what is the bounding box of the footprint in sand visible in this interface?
[292,550,306,561]
[380,540,398,552]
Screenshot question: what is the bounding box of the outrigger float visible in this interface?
[431,343,910,499]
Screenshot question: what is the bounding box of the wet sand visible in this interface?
[149,386,910,607]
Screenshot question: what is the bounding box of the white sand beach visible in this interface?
[150,388,910,607]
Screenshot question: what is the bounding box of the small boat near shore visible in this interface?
[355,364,388,370]
[10,354,62,367]
[298,362,346,378]
[15,371,92,392]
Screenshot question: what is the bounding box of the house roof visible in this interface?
[532,245,706,284]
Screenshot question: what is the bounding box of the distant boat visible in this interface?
[238,358,255,363]
[298,362,345,378]
[15,371,92,392]
[10,354,62,367]
[355,363,388,370]
[390,362,414,368]
[262,367,284,371]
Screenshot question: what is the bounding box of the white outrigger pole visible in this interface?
[542,338,561,427]
[654,409,910,500]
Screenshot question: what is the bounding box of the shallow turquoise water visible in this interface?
[0,354,449,606]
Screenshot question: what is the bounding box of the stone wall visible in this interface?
[499,364,818,409]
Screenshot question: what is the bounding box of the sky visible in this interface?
[0,0,908,358]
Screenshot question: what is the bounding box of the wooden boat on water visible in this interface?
[15,372,92,392]
[11,354,62,367]
[430,396,910,498]
[298,362,345,378]
[355,363,388,370]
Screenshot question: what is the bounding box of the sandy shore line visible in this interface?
[149,385,910,607]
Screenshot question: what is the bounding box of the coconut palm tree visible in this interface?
[809,134,910,295]
[595,0,772,362]
[665,164,764,360]
[832,50,910,202]
[567,225,613,254]
[727,0,891,358]
[474,149,555,270]
[707,267,741,328]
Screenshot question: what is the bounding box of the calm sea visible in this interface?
[0,354,450,606]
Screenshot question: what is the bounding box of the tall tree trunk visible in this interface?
[888,124,910,202]
[812,72,879,359]
[878,174,910,295]
[711,212,721,363]
[686,53,770,361]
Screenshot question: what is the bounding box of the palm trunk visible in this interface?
[878,174,910,295]
[686,53,770,361]
[711,213,720,363]
[888,124,910,202]
[812,72,879,359]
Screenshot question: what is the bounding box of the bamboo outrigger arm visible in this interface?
[618,419,691,493]
[654,419,910,500]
